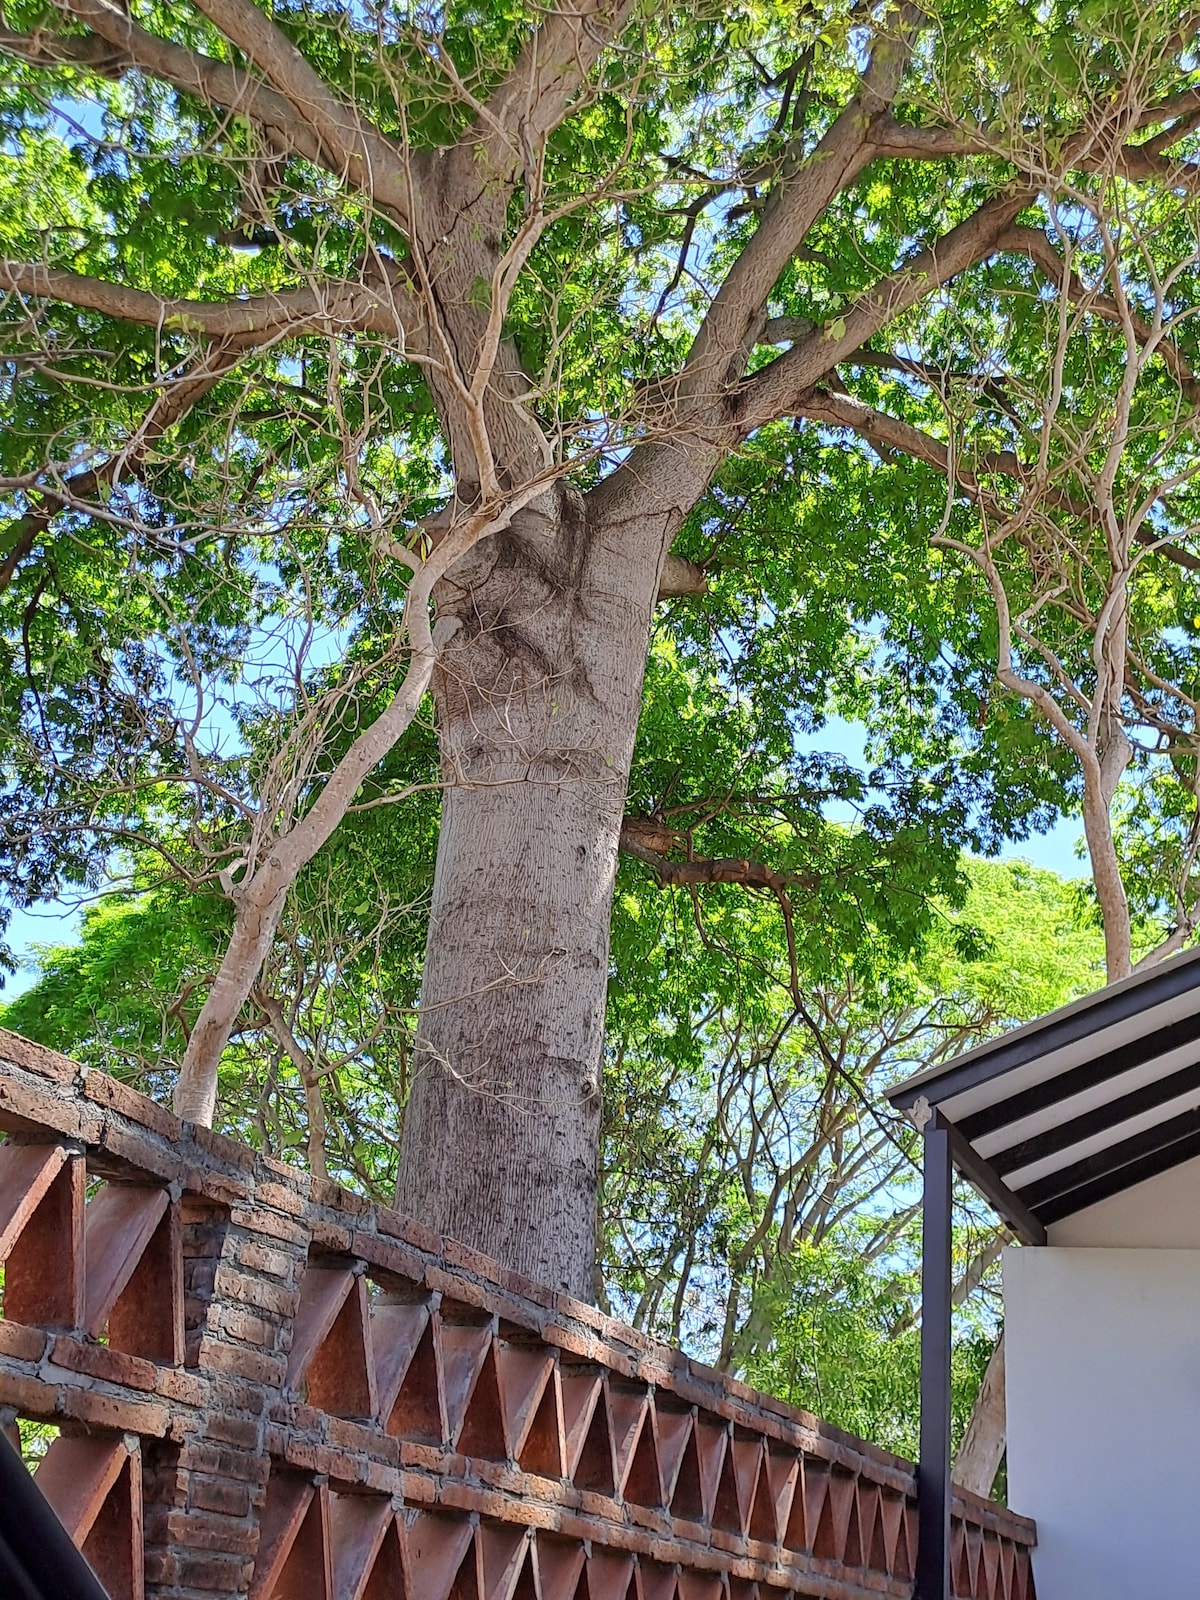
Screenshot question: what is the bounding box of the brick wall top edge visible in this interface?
[0,1027,81,1084]
[0,1036,919,1484]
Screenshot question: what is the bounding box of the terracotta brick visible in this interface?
[56,1385,169,1435]
[0,1371,57,1418]
[80,1069,181,1140]
[0,1029,79,1082]
[0,1319,47,1363]
[253,1179,307,1217]
[212,1266,301,1316]
[200,1338,287,1387]
[237,1240,294,1278]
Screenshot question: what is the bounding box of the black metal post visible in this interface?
[0,1427,111,1600]
[916,1109,953,1600]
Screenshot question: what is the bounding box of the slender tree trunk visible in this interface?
[1082,770,1133,983]
[394,485,672,1297]
[174,887,287,1123]
[955,1332,1006,1497]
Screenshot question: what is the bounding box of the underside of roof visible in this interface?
[887,946,1200,1243]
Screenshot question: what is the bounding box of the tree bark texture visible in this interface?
[394,485,675,1297]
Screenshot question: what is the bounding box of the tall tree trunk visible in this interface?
[394,485,671,1297]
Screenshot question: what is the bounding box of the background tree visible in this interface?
[1,0,1198,1302]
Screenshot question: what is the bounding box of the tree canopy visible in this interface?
[0,0,1198,1306]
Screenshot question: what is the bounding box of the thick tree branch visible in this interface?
[657,553,708,597]
[479,0,636,173]
[677,7,922,406]
[35,2,327,173]
[738,190,1032,430]
[997,224,1200,400]
[0,261,408,340]
[619,821,818,892]
[182,0,415,226]
[798,384,1200,571]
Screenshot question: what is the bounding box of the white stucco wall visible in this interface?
[1004,1245,1200,1600]
[1046,1152,1200,1247]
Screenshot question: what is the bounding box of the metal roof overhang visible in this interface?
[887,944,1200,1244]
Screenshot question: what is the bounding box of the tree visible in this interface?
[1,0,1198,1296]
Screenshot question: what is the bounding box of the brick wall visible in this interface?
[0,1027,1035,1599]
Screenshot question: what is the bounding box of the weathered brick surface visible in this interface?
[0,1026,1038,1600]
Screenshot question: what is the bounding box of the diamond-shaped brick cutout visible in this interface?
[0,1141,84,1328]
[37,1434,143,1600]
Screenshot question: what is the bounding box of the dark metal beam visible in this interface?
[888,949,1200,1116]
[989,1057,1200,1177]
[959,1010,1200,1143]
[1019,1104,1200,1213]
[1034,1122,1200,1225]
[917,1113,953,1600]
[946,1126,1047,1246]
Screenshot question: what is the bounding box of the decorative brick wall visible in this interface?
[0,1027,1036,1599]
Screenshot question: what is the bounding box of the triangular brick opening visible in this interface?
[516,1368,564,1478]
[477,1522,533,1600]
[107,1200,184,1366]
[361,1517,407,1600]
[691,1416,729,1525]
[676,1573,724,1600]
[494,1341,553,1459]
[877,1489,903,1573]
[710,1429,745,1535]
[807,1465,838,1560]
[607,1384,650,1500]
[635,1557,677,1600]
[402,1510,478,1600]
[251,1473,332,1600]
[329,1492,399,1600]
[533,1534,586,1600]
[782,1457,809,1553]
[560,1369,604,1481]
[439,1312,495,1444]
[457,1341,507,1460]
[668,1419,705,1522]
[37,1434,142,1600]
[840,1476,865,1568]
[286,1265,354,1389]
[622,1401,664,1507]
[862,1484,888,1573]
[306,1275,377,1419]
[759,1449,797,1548]
[582,1548,635,1600]
[372,1296,432,1418]
[386,1314,446,1444]
[726,1581,760,1600]
[653,1403,693,1506]
[570,1377,616,1496]
[0,1142,84,1329]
